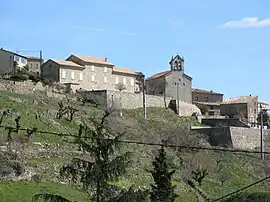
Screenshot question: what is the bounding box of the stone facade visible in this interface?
[192,89,223,103]
[79,90,201,116]
[221,96,258,126]
[145,55,192,103]
[0,49,27,75]
[41,55,140,93]
[192,126,270,150]
[26,56,43,74]
[192,88,223,116]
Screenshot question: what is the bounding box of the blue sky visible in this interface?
[1,0,270,103]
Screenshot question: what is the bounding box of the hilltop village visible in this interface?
[0,48,268,128]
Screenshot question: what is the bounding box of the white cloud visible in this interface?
[221,17,270,28]
[68,25,138,36]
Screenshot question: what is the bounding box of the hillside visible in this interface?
[0,90,270,202]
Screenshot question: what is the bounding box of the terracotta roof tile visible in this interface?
[222,96,258,104]
[113,67,137,75]
[72,55,113,65]
[53,60,84,68]
[146,71,171,80]
[192,88,223,95]
[26,56,41,60]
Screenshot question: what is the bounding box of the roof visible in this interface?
[193,101,221,106]
[113,67,137,75]
[52,60,84,68]
[70,55,114,65]
[192,88,223,95]
[0,48,27,59]
[146,71,171,80]
[221,96,258,104]
[26,56,42,60]
[146,70,192,81]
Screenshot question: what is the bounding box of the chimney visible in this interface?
[105,57,107,62]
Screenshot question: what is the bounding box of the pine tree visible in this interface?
[33,109,136,202]
[150,145,177,202]
[59,109,131,202]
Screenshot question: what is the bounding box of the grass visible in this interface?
[1,91,270,201]
[0,181,89,202]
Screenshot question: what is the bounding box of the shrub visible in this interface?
[10,74,29,81]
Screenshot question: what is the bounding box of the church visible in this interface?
[145,55,192,103]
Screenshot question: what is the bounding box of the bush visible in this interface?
[10,74,29,81]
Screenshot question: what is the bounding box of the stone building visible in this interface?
[220,95,258,126]
[0,48,27,74]
[41,54,142,93]
[145,55,192,103]
[26,56,43,74]
[192,88,223,116]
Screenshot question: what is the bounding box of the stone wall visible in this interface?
[192,126,270,150]
[107,90,200,116]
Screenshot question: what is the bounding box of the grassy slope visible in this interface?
[0,91,270,202]
[0,181,88,202]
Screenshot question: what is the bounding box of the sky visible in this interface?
[1,0,270,103]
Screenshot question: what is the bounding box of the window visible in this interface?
[30,64,33,68]
[61,70,66,79]
[71,71,74,80]
[104,66,107,72]
[130,78,134,86]
[123,77,126,85]
[195,96,198,101]
[205,97,209,102]
[36,64,39,69]
[79,73,83,81]
[91,65,95,71]
[104,76,107,83]
[91,75,95,82]
[116,77,119,84]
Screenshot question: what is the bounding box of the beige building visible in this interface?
[41,55,141,93]
[220,95,258,126]
[192,88,223,116]
[27,56,43,74]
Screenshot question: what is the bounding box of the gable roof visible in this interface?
[68,54,114,66]
[192,88,223,95]
[146,70,192,81]
[222,96,258,104]
[146,71,171,80]
[26,56,41,60]
[0,48,27,59]
[113,67,138,75]
[52,60,84,68]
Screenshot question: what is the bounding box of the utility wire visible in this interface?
[212,175,270,201]
[1,125,270,155]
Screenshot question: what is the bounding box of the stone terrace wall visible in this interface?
[106,90,201,116]
[192,126,270,150]
[230,127,270,150]
[0,80,67,100]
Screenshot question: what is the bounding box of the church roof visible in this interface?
[146,70,192,81]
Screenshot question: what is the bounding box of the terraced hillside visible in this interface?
[0,90,270,202]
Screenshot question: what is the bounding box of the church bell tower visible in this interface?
[169,55,184,71]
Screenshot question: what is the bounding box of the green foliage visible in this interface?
[59,109,132,201]
[32,194,73,202]
[0,181,88,202]
[150,146,177,202]
[10,73,29,81]
[221,192,270,202]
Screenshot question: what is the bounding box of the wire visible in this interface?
[212,175,270,201]
[0,125,270,155]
